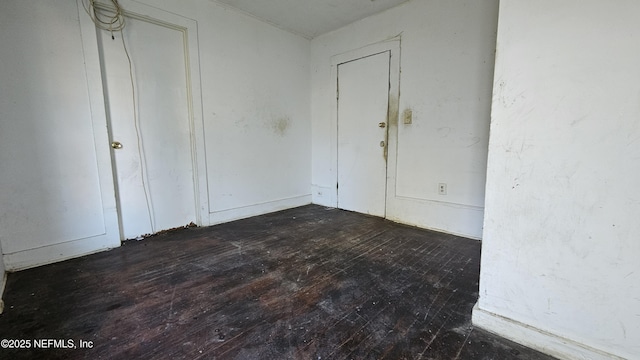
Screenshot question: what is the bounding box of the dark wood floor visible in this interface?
[0,205,556,360]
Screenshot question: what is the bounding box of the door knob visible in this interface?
[378,122,386,128]
[380,141,385,147]
[111,141,123,149]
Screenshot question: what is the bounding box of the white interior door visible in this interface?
[337,51,391,217]
[98,14,196,240]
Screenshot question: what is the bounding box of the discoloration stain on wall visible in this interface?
[380,95,399,163]
[437,127,451,138]
[234,117,250,132]
[463,136,481,148]
[270,116,291,136]
[402,108,413,124]
[387,95,399,127]
[382,95,400,163]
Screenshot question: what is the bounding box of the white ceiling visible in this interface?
[213,0,410,39]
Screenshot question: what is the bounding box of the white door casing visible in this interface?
[81,0,208,240]
[331,39,401,219]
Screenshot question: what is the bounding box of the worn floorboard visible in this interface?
[0,205,555,359]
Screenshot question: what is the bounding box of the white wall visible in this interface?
[0,0,311,269]
[136,0,312,224]
[310,0,499,239]
[474,1,640,359]
[0,0,121,270]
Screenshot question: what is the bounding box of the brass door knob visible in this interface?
[378,122,386,128]
[111,141,123,149]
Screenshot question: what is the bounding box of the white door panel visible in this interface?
[337,52,390,217]
[99,15,196,239]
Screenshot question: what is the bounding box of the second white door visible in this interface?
[337,51,391,217]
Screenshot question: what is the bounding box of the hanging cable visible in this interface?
[82,0,156,235]
[82,0,125,38]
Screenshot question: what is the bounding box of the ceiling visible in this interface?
[213,0,410,39]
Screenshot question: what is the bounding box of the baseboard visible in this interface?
[386,196,485,240]
[208,194,312,225]
[0,272,6,314]
[472,303,626,360]
[3,235,120,272]
[387,216,482,241]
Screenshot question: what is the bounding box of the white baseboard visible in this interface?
[472,303,626,360]
[386,196,484,240]
[208,194,312,225]
[3,235,120,272]
[0,272,6,313]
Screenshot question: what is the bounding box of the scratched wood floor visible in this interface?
[0,205,556,360]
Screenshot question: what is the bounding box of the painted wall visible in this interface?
[310,0,499,239]
[474,1,640,359]
[0,0,120,270]
[0,0,310,269]
[135,0,312,224]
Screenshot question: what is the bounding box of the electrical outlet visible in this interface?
[438,183,447,195]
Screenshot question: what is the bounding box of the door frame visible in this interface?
[330,38,401,216]
[78,0,209,235]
